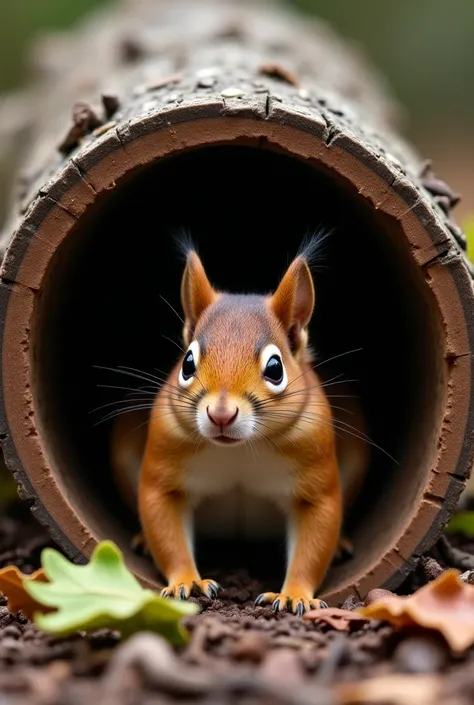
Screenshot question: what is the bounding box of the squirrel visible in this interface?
[110,240,369,615]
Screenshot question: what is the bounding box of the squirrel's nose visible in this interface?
[207,405,239,427]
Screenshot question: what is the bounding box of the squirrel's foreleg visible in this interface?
[256,469,341,615]
[138,460,219,600]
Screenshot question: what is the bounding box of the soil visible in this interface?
[1,500,474,705]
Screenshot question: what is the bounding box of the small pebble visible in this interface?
[298,88,310,100]
[259,648,305,686]
[196,67,220,78]
[22,631,37,641]
[1,625,21,639]
[198,77,215,88]
[394,635,447,674]
[364,589,394,606]
[349,648,377,666]
[0,637,22,651]
[221,86,245,98]
[0,607,13,628]
[460,570,474,584]
[231,631,269,663]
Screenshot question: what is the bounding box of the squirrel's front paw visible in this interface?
[161,578,220,600]
[255,591,328,616]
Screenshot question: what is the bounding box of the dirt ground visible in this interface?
[2,498,474,705]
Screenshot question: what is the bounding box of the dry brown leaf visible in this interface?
[337,674,442,705]
[258,62,300,87]
[357,569,474,653]
[303,607,370,631]
[0,565,51,619]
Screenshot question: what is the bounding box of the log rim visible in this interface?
[0,100,473,603]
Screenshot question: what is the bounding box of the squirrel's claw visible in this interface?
[161,582,192,600]
[194,578,220,599]
[255,591,328,615]
[161,578,220,601]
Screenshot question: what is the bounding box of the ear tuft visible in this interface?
[175,227,196,262]
[180,250,216,345]
[296,227,333,266]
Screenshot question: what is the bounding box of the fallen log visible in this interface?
[0,0,473,604]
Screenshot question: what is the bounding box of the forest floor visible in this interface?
[1,499,474,705]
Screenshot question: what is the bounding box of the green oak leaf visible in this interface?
[24,540,199,644]
[465,217,474,263]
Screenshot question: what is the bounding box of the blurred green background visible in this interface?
[0,0,473,220]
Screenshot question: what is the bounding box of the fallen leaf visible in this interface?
[258,62,300,87]
[303,607,369,631]
[337,674,442,705]
[0,565,50,619]
[24,540,199,644]
[464,216,474,263]
[357,569,474,653]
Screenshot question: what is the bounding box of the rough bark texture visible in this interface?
[0,0,473,604]
[0,0,468,259]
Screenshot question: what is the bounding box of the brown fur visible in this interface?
[111,248,369,613]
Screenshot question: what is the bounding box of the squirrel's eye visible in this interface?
[178,340,200,388]
[260,344,288,394]
[182,350,196,380]
[264,355,284,384]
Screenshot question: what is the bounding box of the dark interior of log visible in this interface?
[33,144,446,594]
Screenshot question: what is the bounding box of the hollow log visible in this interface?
[0,0,473,605]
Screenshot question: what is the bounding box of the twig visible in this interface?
[315,633,349,686]
[437,535,474,571]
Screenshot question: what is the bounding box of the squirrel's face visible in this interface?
[169,248,316,447]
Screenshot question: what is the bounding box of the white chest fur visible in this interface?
[186,443,294,539]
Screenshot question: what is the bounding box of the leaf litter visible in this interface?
[2,540,198,644]
[358,569,474,653]
[1,502,474,704]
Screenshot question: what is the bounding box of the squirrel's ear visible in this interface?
[270,255,315,350]
[180,250,216,345]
